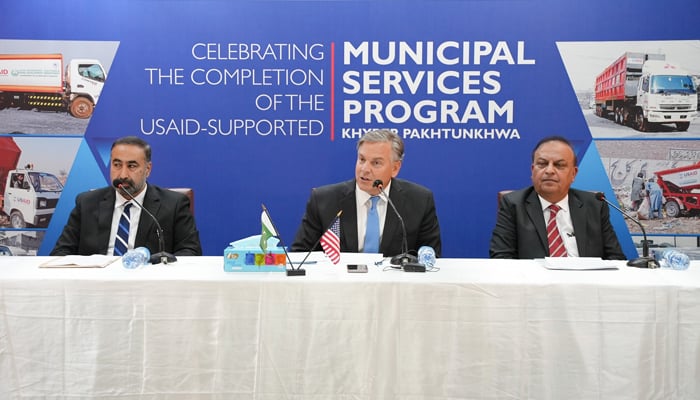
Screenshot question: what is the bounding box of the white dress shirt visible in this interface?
[538,194,579,257]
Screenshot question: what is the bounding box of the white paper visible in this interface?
[287,251,326,265]
[39,255,120,268]
[542,257,619,270]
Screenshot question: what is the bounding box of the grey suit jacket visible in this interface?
[50,184,202,256]
[291,178,442,257]
[489,187,626,260]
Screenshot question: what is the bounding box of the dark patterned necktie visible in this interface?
[114,203,132,256]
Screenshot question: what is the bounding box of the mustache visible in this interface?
[113,178,141,192]
[118,178,136,188]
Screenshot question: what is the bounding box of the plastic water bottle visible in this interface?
[417,246,436,269]
[656,249,690,270]
[122,247,151,269]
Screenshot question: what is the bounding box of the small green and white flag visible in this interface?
[260,206,277,252]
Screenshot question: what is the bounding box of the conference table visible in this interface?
[0,255,699,400]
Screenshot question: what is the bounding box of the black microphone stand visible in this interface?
[113,179,177,265]
[595,192,658,268]
[373,180,424,272]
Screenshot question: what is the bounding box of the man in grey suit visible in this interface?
[490,136,625,260]
[291,129,441,258]
[51,136,202,257]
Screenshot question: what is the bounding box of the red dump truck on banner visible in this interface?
[0,137,63,228]
[0,53,106,118]
[653,162,700,218]
[594,52,697,132]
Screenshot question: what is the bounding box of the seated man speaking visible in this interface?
[490,135,625,260]
[291,129,441,258]
[51,136,202,257]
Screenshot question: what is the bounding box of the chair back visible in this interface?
[169,188,195,215]
[497,190,513,206]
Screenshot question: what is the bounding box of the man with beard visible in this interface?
[51,136,202,257]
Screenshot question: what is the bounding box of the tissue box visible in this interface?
[223,235,287,272]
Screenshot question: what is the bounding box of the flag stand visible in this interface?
[286,268,306,276]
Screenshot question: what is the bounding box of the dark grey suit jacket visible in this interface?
[291,178,442,257]
[489,187,626,260]
[50,184,202,256]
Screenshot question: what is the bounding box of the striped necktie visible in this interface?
[363,196,380,253]
[114,203,132,256]
[547,204,567,257]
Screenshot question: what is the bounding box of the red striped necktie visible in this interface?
[547,204,567,257]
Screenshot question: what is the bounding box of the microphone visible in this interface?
[372,179,423,272]
[112,178,177,265]
[595,192,658,268]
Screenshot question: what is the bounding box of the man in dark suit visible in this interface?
[291,129,441,257]
[51,136,201,257]
[490,136,625,260]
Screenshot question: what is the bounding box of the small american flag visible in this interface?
[320,216,341,264]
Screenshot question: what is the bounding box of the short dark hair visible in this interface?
[531,135,577,166]
[112,136,152,162]
[357,129,404,162]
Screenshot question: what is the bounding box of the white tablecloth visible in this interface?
[1,255,699,399]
